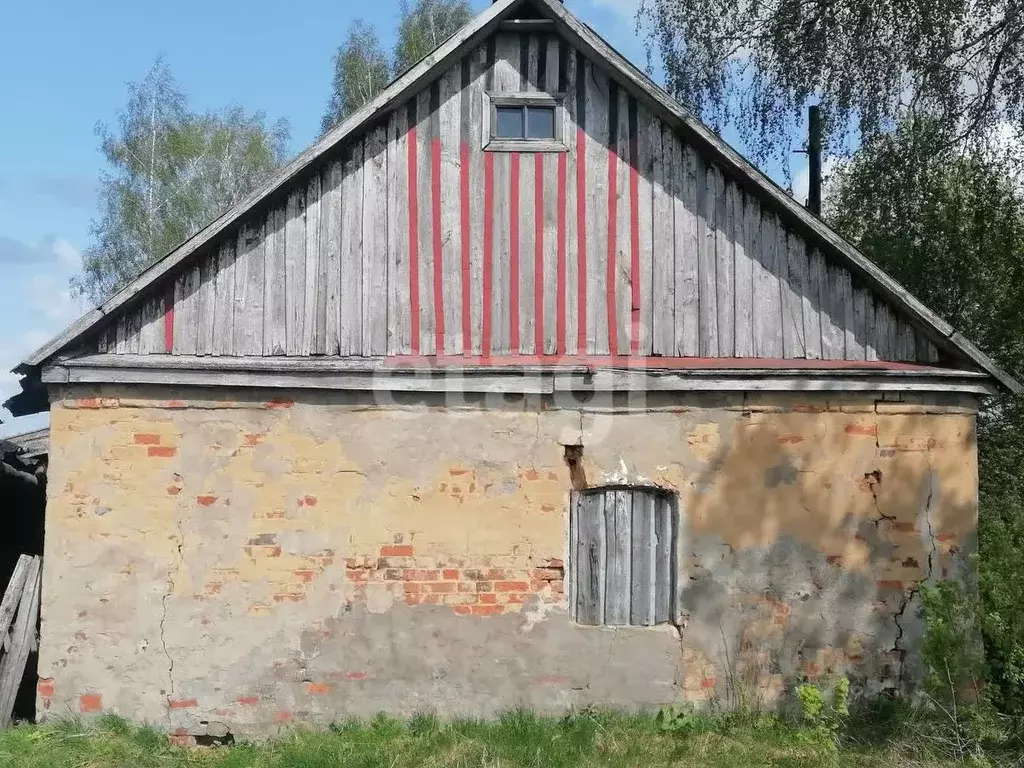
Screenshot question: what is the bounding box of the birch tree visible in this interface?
[75,59,289,303]
[393,0,472,74]
[321,21,391,132]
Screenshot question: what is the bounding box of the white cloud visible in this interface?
[28,273,83,326]
[52,238,82,271]
[587,0,641,17]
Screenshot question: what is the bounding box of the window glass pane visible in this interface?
[526,106,556,139]
[495,106,525,138]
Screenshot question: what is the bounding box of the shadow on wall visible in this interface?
[679,403,977,708]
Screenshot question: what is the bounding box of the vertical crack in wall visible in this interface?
[160,514,185,724]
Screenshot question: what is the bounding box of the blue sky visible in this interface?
[0,0,808,436]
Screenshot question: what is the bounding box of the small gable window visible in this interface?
[485,92,566,152]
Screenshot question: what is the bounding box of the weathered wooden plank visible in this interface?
[698,161,719,356]
[437,70,461,356]
[782,231,807,358]
[753,212,783,357]
[542,152,559,355]
[233,221,264,356]
[675,139,700,356]
[212,241,235,355]
[613,87,631,356]
[284,187,306,355]
[173,266,200,355]
[0,556,40,729]
[0,555,30,642]
[468,47,487,355]
[265,205,288,356]
[575,491,605,625]
[114,312,126,355]
[493,33,520,93]
[898,318,917,361]
[196,250,217,356]
[388,106,411,356]
[873,299,895,360]
[138,296,163,354]
[323,159,343,356]
[363,124,389,356]
[716,174,735,356]
[605,489,632,626]
[636,108,656,356]
[847,285,868,361]
[734,190,754,357]
[834,265,853,359]
[416,88,436,355]
[303,174,321,355]
[341,141,365,356]
[563,45,580,356]
[584,58,609,354]
[519,141,537,355]
[630,490,655,626]
[652,122,674,356]
[804,247,825,360]
[525,31,539,90]
[654,495,672,625]
[820,262,846,360]
[864,292,878,361]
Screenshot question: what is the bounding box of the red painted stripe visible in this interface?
[482,153,494,358]
[460,142,471,355]
[556,152,567,356]
[163,285,174,353]
[606,146,618,354]
[407,126,420,354]
[431,137,445,354]
[629,153,640,355]
[575,128,587,355]
[509,152,520,353]
[534,153,544,355]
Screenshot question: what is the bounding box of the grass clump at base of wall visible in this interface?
[0,706,1021,768]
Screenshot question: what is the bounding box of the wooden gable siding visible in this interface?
[97,31,939,365]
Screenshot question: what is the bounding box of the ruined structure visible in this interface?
[6,0,1018,741]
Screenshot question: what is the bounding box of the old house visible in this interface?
[6,0,1019,741]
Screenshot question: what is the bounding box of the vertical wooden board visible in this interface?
[864,292,878,361]
[698,161,719,356]
[897,318,917,361]
[363,124,389,355]
[752,212,783,357]
[341,141,365,356]
[833,265,853,359]
[584,59,609,354]
[284,186,306,355]
[674,139,700,356]
[525,32,539,90]
[436,71,461,356]
[123,307,141,355]
[303,174,321,355]
[651,122,674,355]
[542,153,559,355]
[138,296,162,354]
[733,190,754,357]
[519,146,537,355]
[388,108,411,356]
[233,221,264,355]
[173,265,200,355]
[613,88,631,356]
[568,491,578,621]
[575,492,605,626]
[114,312,126,354]
[803,247,825,360]
[96,323,109,354]
[493,33,520,92]
[491,151,511,355]
[636,108,656,356]
[415,89,435,355]
[562,45,579,357]
[782,231,807,358]
[819,263,846,360]
[605,489,632,626]
[468,48,487,355]
[847,285,868,361]
[263,205,287,356]
[322,160,343,356]
[928,340,941,363]
[630,490,655,626]
[873,299,895,360]
[211,242,235,355]
[654,495,673,625]
[197,251,217,356]
[715,174,735,356]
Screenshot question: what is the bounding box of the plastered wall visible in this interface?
[39,385,978,739]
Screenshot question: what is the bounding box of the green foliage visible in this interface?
[796,678,850,749]
[919,581,986,704]
[321,20,391,132]
[320,0,470,132]
[826,119,1024,716]
[75,58,289,303]
[639,0,1024,164]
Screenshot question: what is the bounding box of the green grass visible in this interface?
[0,709,1009,768]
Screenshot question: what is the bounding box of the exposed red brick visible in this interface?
[380,545,414,557]
[876,580,904,591]
[476,581,493,592]
[265,397,295,409]
[524,469,540,481]
[196,495,217,506]
[791,404,825,413]
[495,581,529,592]
[148,446,177,458]
[77,398,101,408]
[37,678,54,698]
[204,582,222,595]
[892,522,916,532]
[545,558,564,568]
[453,605,472,615]
[549,580,564,593]
[540,504,556,512]
[243,433,264,446]
[79,693,102,713]
[301,495,318,507]
[236,695,260,706]
[530,568,562,581]
[403,569,439,581]
[305,682,331,695]
[165,400,188,408]
[845,423,877,436]
[276,711,293,722]
[700,677,717,689]
[344,671,368,680]
[778,435,805,444]
[133,433,161,445]
[404,582,422,594]
[937,533,958,542]
[449,467,469,475]
[506,593,527,604]
[272,592,304,603]
[168,698,198,709]
[169,728,195,747]
[471,604,503,616]
[429,582,456,593]
[442,569,460,580]
[478,593,498,605]
[294,570,317,583]
[484,568,506,580]
[166,486,181,496]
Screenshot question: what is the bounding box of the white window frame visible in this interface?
[482,91,569,153]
